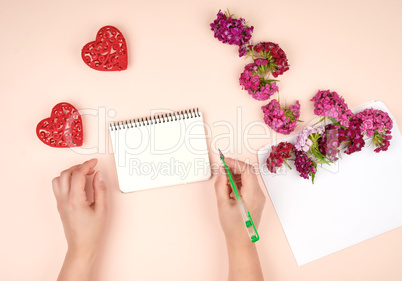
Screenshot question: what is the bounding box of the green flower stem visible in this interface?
[328,117,347,129]
[313,116,326,126]
[225,9,233,18]
[308,133,333,165]
[373,131,385,147]
[283,160,292,170]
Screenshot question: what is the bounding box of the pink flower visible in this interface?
[239,42,289,102]
[318,124,341,161]
[294,126,324,153]
[239,64,261,92]
[249,83,279,101]
[266,142,293,173]
[336,117,366,155]
[239,63,279,101]
[355,108,393,134]
[254,44,264,52]
[294,150,317,182]
[250,42,290,77]
[262,99,301,135]
[354,108,393,153]
[311,90,353,127]
[255,58,268,66]
[210,10,254,57]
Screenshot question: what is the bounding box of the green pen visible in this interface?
[219,149,260,243]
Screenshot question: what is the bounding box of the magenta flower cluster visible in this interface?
[374,134,392,153]
[355,108,393,136]
[311,90,353,127]
[266,142,293,173]
[340,129,365,154]
[294,126,324,153]
[248,42,295,132]
[239,63,259,91]
[238,42,290,102]
[265,91,394,183]
[251,84,279,101]
[318,125,341,161]
[210,11,396,183]
[261,99,301,135]
[354,108,393,152]
[210,10,254,57]
[336,117,366,155]
[250,42,290,78]
[294,150,317,181]
[239,63,279,101]
[210,9,299,134]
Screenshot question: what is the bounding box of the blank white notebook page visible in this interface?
[109,109,211,193]
[257,101,402,266]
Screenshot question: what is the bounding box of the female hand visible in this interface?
[52,158,107,281]
[214,157,265,247]
[214,157,266,281]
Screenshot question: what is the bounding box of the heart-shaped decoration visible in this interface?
[36,103,83,147]
[81,25,128,71]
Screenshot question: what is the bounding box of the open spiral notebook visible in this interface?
[109,108,211,193]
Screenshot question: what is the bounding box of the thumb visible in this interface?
[214,166,231,202]
[93,171,107,212]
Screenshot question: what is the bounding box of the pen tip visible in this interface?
[218,148,224,159]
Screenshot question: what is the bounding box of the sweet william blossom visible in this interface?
[210,10,254,57]
[239,63,279,101]
[311,90,353,127]
[262,99,301,135]
[354,108,393,153]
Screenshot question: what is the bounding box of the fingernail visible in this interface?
[97,172,104,182]
[85,158,97,164]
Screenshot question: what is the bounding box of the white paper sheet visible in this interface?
[257,101,402,265]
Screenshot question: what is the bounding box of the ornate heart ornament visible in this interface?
[36,102,83,147]
[81,25,128,71]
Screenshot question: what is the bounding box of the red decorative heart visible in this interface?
[36,103,83,147]
[81,25,128,71]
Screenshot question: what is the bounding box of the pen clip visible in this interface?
[247,211,260,243]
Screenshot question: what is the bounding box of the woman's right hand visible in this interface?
[214,157,265,246]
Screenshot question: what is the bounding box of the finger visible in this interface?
[58,164,95,200]
[70,158,98,205]
[93,171,107,212]
[214,166,231,202]
[223,158,247,175]
[52,177,61,199]
[229,191,235,198]
[59,164,80,197]
[228,174,242,189]
[224,158,259,200]
[224,157,254,181]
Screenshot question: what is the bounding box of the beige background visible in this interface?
[1,0,402,280]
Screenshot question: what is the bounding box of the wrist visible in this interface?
[225,237,257,252]
[224,230,255,249]
[58,248,97,281]
[66,247,97,263]
[225,237,264,281]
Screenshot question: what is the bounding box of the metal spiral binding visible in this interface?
[109,108,200,131]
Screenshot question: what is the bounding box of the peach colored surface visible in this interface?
[1,0,402,280]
